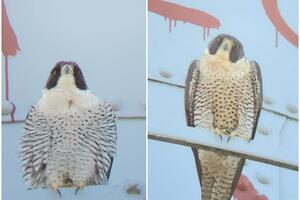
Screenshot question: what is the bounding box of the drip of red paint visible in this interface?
[2,0,20,122]
[262,0,298,47]
[2,0,20,56]
[149,0,220,37]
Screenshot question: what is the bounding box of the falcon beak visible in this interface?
[221,39,232,52]
[62,64,73,74]
[223,43,229,51]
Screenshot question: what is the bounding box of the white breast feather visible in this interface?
[38,74,102,114]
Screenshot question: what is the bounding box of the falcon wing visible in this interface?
[184,59,201,127]
[235,61,263,141]
[250,61,263,140]
[87,102,117,185]
[184,60,204,186]
[20,105,52,188]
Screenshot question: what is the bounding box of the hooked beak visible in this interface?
[222,43,229,51]
[220,39,233,52]
[62,64,73,74]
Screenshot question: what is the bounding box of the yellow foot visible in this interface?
[51,183,62,198]
[230,130,239,137]
[75,182,86,196]
[62,178,74,187]
[240,134,252,142]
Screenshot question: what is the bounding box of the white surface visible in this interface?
[2,99,13,115]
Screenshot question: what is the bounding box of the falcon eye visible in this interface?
[233,44,238,49]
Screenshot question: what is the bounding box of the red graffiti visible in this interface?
[2,0,20,56]
[2,0,20,122]
[262,0,298,47]
[148,0,220,40]
[234,175,269,200]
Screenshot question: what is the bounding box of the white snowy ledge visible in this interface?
[2,99,13,115]
[148,124,298,171]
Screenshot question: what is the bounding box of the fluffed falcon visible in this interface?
[185,34,262,200]
[20,61,117,197]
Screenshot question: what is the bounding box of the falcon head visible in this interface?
[207,34,244,63]
[45,61,88,90]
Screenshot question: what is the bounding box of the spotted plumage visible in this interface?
[185,34,262,200]
[20,61,117,197]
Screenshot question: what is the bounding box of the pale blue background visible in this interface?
[148,0,298,200]
[2,0,146,200]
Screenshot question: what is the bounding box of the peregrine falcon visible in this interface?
[185,34,262,200]
[20,61,117,197]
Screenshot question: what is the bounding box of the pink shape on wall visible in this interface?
[2,0,20,122]
[234,175,269,200]
[2,0,20,56]
[262,0,298,47]
[148,0,220,40]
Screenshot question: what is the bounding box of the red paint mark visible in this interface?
[234,175,269,200]
[10,102,16,122]
[148,0,220,38]
[262,0,298,47]
[2,0,20,56]
[4,56,9,100]
[2,0,20,122]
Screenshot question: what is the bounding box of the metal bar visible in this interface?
[2,116,146,124]
[149,132,298,171]
[148,77,298,121]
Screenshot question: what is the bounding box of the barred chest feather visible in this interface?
[21,88,116,188]
[194,53,254,135]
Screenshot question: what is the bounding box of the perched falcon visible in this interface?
[20,61,117,197]
[185,34,262,200]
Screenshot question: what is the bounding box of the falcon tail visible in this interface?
[192,148,245,200]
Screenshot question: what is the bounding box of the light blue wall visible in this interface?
[149,0,298,116]
[148,1,298,199]
[4,0,146,120]
[2,0,146,199]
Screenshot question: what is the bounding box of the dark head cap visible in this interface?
[45,61,88,90]
[207,34,245,63]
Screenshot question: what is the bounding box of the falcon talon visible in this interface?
[57,189,62,198]
[75,187,80,196]
[226,136,231,143]
[219,135,223,141]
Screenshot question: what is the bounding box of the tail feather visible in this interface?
[192,148,245,200]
